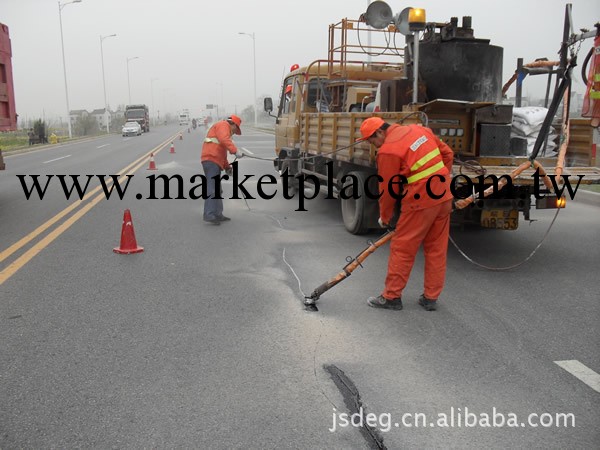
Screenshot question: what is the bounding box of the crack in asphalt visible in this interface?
[324,364,387,449]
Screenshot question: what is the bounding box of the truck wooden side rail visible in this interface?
[280,110,600,234]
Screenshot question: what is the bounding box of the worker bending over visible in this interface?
[200,115,244,225]
[358,117,454,311]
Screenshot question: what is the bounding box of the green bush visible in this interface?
[33,119,47,140]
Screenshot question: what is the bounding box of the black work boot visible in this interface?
[418,295,437,311]
[367,295,403,310]
[216,215,231,221]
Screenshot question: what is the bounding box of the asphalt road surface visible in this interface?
[1,124,598,448]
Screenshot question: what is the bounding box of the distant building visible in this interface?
[90,108,111,130]
[569,92,584,116]
[69,109,88,128]
[113,107,125,122]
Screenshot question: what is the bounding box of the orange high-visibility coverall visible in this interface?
[377,124,454,301]
[201,120,240,170]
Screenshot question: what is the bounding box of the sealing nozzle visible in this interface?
[304,294,319,311]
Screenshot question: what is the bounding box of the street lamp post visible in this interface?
[58,0,82,139]
[162,88,170,122]
[238,32,257,127]
[126,56,139,105]
[100,33,116,133]
[151,78,158,126]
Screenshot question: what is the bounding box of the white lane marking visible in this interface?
[241,147,254,155]
[97,143,111,149]
[43,155,71,164]
[555,360,600,393]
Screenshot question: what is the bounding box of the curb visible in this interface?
[573,189,600,207]
[3,134,109,157]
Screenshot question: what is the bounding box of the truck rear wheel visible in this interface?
[341,171,370,235]
[281,159,299,196]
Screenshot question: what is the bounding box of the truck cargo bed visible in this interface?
[453,157,600,186]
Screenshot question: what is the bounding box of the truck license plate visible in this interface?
[481,209,518,230]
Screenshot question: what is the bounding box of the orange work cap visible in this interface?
[285,85,292,94]
[358,117,385,141]
[228,115,242,135]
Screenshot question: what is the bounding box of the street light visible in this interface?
[238,32,257,127]
[58,0,82,139]
[126,56,139,104]
[151,78,158,126]
[162,88,170,122]
[100,33,116,133]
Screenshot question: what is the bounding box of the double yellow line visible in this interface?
[0,133,181,286]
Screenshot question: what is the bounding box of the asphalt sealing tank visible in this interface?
[409,16,504,103]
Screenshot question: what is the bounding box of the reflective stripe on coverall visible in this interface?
[201,120,239,170]
[377,124,454,301]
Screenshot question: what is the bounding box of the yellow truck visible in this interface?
[264,4,600,234]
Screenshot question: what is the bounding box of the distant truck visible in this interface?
[0,22,17,170]
[178,109,190,126]
[125,104,149,132]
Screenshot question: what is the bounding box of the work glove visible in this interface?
[235,149,244,159]
[225,167,233,177]
[378,217,395,230]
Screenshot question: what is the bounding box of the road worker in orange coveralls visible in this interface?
[358,117,454,311]
[201,115,243,224]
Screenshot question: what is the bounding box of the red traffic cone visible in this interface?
[147,153,157,170]
[169,142,175,154]
[179,133,183,140]
[113,209,144,254]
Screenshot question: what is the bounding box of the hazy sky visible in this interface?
[3,0,599,122]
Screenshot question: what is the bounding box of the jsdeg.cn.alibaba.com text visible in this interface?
[328,407,576,432]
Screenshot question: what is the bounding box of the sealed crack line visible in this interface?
[324,364,387,450]
[282,246,319,312]
[267,214,285,229]
[282,247,339,409]
[282,247,307,299]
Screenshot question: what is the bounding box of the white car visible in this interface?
[122,121,142,137]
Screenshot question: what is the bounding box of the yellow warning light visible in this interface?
[408,8,426,31]
[556,196,566,208]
